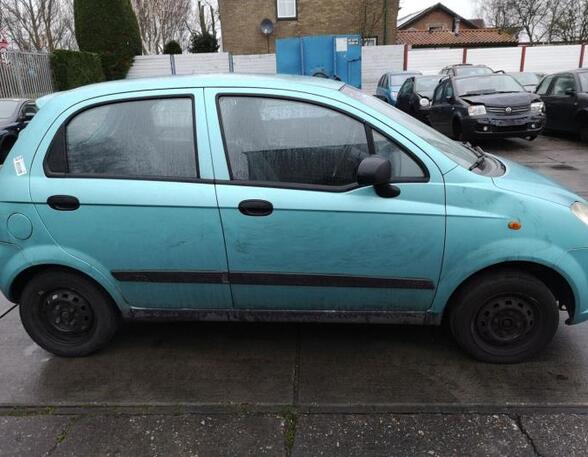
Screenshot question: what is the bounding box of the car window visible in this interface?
[454,75,523,96]
[415,77,440,93]
[455,66,493,76]
[432,81,445,104]
[579,72,588,92]
[551,75,576,96]
[536,75,554,95]
[444,82,454,99]
[0,100,19,119]
[52,98,197,179]
[219,96,370,187]
[371,130,425,179]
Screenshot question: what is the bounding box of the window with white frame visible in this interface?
[277,0,297,19]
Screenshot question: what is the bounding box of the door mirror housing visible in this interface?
[357,156,400,198]
[446,95,455,103]
[565,87,576,96]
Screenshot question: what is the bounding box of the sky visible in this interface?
[399,0,477,20]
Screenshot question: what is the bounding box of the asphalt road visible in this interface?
[1,133,588,456]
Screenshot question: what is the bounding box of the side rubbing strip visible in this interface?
[112,271,435,290]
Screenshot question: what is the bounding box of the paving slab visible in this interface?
[292,414,534,457]
[0,307,296,406]
[0,415,71,457]
[520,414,588,457]
[297,320,588,406]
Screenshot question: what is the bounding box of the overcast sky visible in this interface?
[399,0,477,20]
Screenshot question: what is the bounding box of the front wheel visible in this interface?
[449,270,559,363]
[19,270,120,357]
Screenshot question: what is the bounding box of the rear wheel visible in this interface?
[19,270,120,357]
[449,270,559,363]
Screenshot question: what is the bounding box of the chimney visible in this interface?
[454,18,461,35]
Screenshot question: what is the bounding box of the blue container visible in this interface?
[276,35,362,88]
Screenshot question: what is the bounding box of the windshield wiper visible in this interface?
[462,142,487,171]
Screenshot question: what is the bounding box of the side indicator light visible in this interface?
[508,221,522,231]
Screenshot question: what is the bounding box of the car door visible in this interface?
[395,79,411,113]
[30,90,232,310]
[543,74,578,132]
[205,88,446,312]
[429,80,453,135]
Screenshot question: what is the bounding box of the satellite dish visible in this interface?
[260,19,274,36]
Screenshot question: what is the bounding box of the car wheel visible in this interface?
[449,270,559,364]
[19,270,120,357]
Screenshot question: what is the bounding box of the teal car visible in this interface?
[2,74,588,363]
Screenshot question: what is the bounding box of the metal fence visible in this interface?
[0,51,54,98]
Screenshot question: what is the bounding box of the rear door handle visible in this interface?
[47,195,80,211]
[238,199,273,217]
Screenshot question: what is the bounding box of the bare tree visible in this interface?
[131,0,194,54]
[0,0,75,51]
[550,0,588,42]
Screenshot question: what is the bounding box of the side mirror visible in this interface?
[565,87,576,96]
[446,95,455,103]
[20,109,36,123]
[357,155,400,198]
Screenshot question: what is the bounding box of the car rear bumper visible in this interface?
[461,114,545,140]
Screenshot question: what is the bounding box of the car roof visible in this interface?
[452,73,507,81]
[37,74,346,109]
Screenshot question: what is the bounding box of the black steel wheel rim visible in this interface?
[475,295,538,347]
[38,289,95,342]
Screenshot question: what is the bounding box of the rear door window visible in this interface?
[46,97,198,179]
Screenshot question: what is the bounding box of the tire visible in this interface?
[449,270,559,364]
[19,270,120,357]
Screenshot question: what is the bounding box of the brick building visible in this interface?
[396,3,517,48]
[218,0,400,55]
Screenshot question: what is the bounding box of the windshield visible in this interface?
[0,101,19,119]
[455,66,493,76]
[509,72,540,86]
[415,76,440,93]
[455,75,524,96]
[389,73,419,86]
[341,85,480,169]
[579,72,588,92]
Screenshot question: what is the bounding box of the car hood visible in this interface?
[461,92,539,106]
[492,157,582,207]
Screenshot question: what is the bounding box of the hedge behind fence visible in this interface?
[51,50,105,91]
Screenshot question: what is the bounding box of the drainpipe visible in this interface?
[383,0,389,45]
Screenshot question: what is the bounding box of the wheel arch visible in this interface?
[9,264,125,317]
[442,260,575,324]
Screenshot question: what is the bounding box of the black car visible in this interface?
[395,75,441,123]
[428,73,545,141]
[0,98,37,163]
[439,64,494,77]
[536,69,588,142]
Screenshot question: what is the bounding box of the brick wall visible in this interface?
[218,0,399,55]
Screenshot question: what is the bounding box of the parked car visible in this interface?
[2,74,588,363]
[440,64,494,77]
[395,75,441,123]
[508,72,545,92]
[429,73,545,141]
[375,71,422,105]
[536,69,588,142]
[0,99,37,164]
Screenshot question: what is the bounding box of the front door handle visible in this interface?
[238,199,273,217]
[47,195,80,211]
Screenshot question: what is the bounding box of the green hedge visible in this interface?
[51,50,105,91]
[74,0,142,80]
